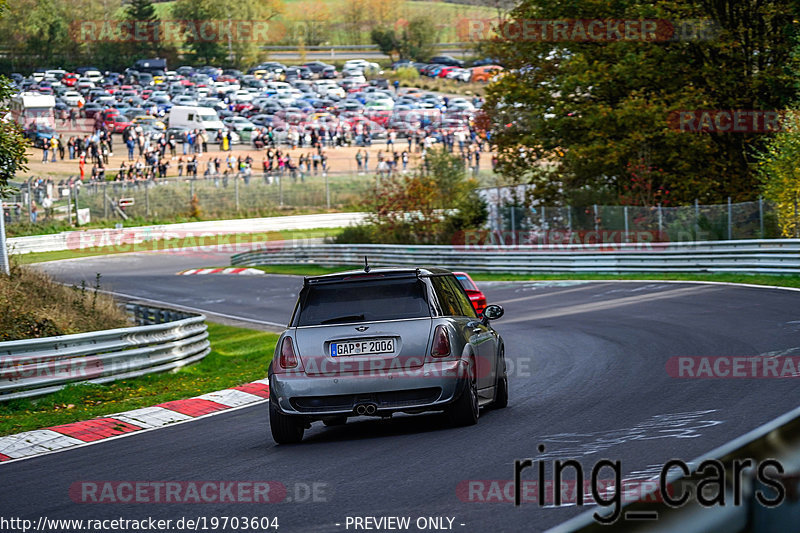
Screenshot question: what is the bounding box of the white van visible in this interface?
[265,81,292,95]
[84,70,104,83]
[313,80,345,98]
[168,106,227,141]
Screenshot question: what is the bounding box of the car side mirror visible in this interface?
[481,304,504,324]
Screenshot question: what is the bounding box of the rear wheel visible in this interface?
[448,358,479,426]
[269,399,304,444]
[492,351,508,409]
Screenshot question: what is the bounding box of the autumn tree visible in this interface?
[171,0,282,66]
[343,0,368,44]
[484,0,800,205]
[285,0,330,47]
[337,149,487,244]
[758,112,800,237]
[370,15,439,61]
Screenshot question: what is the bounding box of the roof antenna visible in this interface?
[364,256,370,273]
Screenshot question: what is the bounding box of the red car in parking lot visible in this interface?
[453,272,487,315]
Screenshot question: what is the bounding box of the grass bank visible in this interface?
[0,265,128,342]
[246,264,800,289]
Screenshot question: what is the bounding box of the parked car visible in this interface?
[267,267,508,444]
[470,65,504,83]
[430,55,464,67]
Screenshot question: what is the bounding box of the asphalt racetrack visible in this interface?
[5,250,800,532]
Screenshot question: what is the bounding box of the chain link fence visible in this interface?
[3,178,786,242]
[4,172,379,227]
[478,186,781,242]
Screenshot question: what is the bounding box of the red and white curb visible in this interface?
[0,380,269,464]
[178,267,265,276]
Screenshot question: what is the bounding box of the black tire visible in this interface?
[492,350,508,409]
[448,358,479,427]
[323,416,347,427]
[269,399,304,444]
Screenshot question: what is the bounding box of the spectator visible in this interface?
[30,202,38,223]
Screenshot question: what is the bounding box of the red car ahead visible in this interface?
[452,271,487,315]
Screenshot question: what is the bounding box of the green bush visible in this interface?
[334,224,376,244]
[393,66,420,83]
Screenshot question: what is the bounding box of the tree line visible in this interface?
[483,0,800,216]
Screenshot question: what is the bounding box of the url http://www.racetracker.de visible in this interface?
[0,515,281,532]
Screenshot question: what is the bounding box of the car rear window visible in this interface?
[295,278,430,326]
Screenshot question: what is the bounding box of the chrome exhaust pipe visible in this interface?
[365,404,377,415]
[355,404,367,415]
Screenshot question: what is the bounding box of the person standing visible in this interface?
[79,151,86,180]
[30,202,38,223]
[42,141,49,163]
[355,149,363,174]
[364,150,369,172]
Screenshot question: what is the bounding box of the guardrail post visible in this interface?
[624,205,629,241]
[510,205,516,244]
[567,205,572,232]
[73,182,80,228]
[794,194,799,238]
[0,197,9,276]
[26,178,32,221]
[541,205,546,229]
[727,196,732,240]
[694,199,700,240]
[67,185,73,226]
[593,204,598,231]
[325,172,330,209]
[235,176,240,212]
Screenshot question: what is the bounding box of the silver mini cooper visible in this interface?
[268,267,508,444]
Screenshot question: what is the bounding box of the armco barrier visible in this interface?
[230,240,800,274]
[6,212,366,255]
[0,304,209,401]
[548,401,800,533]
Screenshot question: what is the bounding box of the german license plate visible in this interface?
[331,338,394,357]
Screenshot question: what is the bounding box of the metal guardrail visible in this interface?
[548,401,800,533]
[0,303,209,401]
[230,240,800,274]
[6,212,366,255]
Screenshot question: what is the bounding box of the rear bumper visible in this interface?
[270,359,469,418]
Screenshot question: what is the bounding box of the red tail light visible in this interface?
[279,337,298,368]
[431,325,451,357]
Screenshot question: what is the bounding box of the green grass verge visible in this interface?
[13,227,341,265]
[248,264,800,288]
[0,323,278,437]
